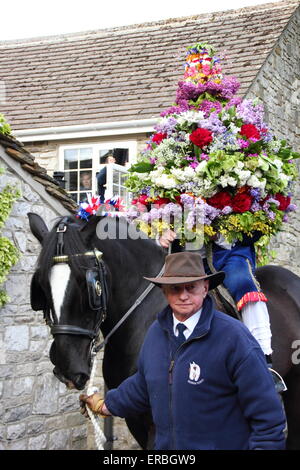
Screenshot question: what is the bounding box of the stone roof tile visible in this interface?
[0,1,298,130]
[0,133,78,212]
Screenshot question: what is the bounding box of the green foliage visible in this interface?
[0,113,11,135]
[0,168,21,307]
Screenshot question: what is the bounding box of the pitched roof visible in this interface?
[0,133,78,212]
[0,1,298,131]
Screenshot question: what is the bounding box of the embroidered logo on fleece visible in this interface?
[188,361,204,385]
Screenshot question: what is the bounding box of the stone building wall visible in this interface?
[246,7,300,275]
[0,154,88,449]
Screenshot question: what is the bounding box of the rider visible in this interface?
[158,229,287,393]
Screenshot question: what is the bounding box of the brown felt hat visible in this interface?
[144,252,225,291]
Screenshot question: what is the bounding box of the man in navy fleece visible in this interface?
[80,252,286,450]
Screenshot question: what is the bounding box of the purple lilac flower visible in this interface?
[225,97,242,109]
[175,76,240,106]
[283,214,289,222]
[250,202,261,212]
[249,188,261,200]
[238,139,249,149]
[266,198,280,207]
[236,99,266,129]
[141,187,152,196]
[160,103,190,117]
[199,100,222,117]
[248,153,259,158]
[154,116,178,135]
[150,157,157,164]
[186,209,197,230]
[267,211,275,221]
[161,203,182,218]
[180,193,195,207]
[201,153,210,161]
[199,113,226,134]
[221,206,233,215]
[286,204,297,212]
[204,204,220,221]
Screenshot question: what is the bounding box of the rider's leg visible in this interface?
[213,251,286,393]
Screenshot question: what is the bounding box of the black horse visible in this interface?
[28,212,300,450]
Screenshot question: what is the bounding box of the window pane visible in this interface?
[68,172,78,191]
[63,171,77,191]
[79,192,91,203]
[69,193,78,203]
[80,171,92,190]
[64,149,78,170]
[99,148,128,166]
[99,149,113,164]
[79,148,93,169]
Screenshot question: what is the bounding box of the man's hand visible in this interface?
[79,392,111,418]
[159,229,177,249]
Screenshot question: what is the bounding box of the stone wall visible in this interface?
[0,155,89,450]
[246,7,300,275]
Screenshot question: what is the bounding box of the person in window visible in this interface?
[97,155,116,203]
[80,172,92,190]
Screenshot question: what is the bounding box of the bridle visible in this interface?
[42,217,165,357]
[44,217,109,353]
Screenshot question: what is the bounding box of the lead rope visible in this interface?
[84,258,167,450]
[86,356,106,450]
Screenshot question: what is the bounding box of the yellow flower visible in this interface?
[204,225,216,237]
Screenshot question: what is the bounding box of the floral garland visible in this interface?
[125,43,299,256]
[76,194,125,220]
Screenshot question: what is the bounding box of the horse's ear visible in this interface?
[27,212,49,244]
[79,215,102,243]
[30,271,48,311]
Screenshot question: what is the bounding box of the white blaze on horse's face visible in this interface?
[49,263,71,321]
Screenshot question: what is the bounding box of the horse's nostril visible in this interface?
[73,373,89,390]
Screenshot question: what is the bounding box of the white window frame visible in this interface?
[58,140,137,202]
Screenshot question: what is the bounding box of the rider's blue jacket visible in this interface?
[105,296,286,450]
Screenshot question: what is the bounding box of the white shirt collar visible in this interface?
[172,309,202,339]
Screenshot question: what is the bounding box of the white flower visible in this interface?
[219,175,238,188]
[235,169,251,185]
[273,159,283,169]
[228,123,240,134]
[155,174,177,189]
[278,173,289,186]
[246,175,260,187]
[220,112,230,121]
[183,166,195,179]
[170,168,185,181]
[195,160,208,173]
[177,110,205,125]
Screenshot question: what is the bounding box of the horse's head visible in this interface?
[28,213,108,390]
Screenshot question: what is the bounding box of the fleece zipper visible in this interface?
[168,333,208,449]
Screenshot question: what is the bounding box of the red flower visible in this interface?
[240,124,261,141]
[275,193,291,211]
[152,133,167,145]
[132,194,149,206]
[189,128,213,148]
[152,197,171,206]
[231,193,252,213]
[207,191,232,210]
